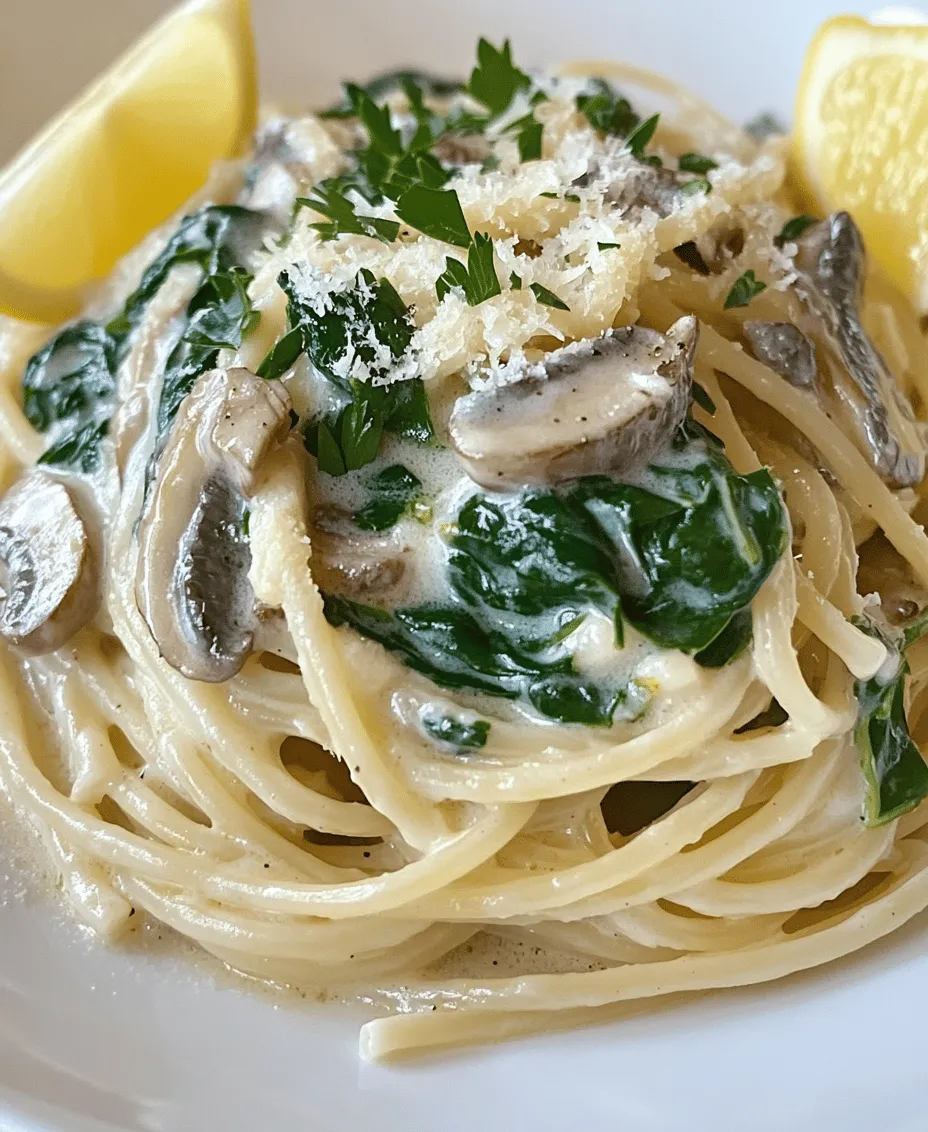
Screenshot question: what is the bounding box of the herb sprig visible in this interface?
[436,232,501,306]
[724,270,767,310]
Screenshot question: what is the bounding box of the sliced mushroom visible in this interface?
[433,133,493,167]
[449,316,698,491]
[744,321,819,390]
[310,506,407,598]
[245,117,339,219]
[135,367,291,682]
[605,163,684,220]
[0,472,98,654]
[793,212,927,488]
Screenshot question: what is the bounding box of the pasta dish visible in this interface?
[3,38,928,1062]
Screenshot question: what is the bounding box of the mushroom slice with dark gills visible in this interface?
[744,320,819,391]
[136,368,292,682]
[793,211,928,488]
[310,505,408,600]
[0,472,99,654]
[449,316,698,491]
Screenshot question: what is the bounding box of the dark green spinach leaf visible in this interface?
[853,614,928,826]
[448,491,622,640]
[420,709,491,751]
[22,322,117,472]
[107,205,265,344]
[156,267,260,436]
[354,464,423,531]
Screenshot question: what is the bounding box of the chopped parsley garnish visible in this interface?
[395,184,471,246]
[539,191,559,199]
[436,232,501,306]
[625,113,660,158]
[680,177,712,196]
[466,38,531,117]
[575,78,640,137]
[530,282,570,311]
[510,271,523,289]
[296,183,400,244]
[724,270,767,310]
[678,152,718,174]
[774,214,817,249]
[480,153,501,173]
[280,268,433,475]
[597,241,621,251]
[506,111,544,161]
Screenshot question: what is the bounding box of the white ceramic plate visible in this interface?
[3,2,928,1129]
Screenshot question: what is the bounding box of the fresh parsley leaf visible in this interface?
[625,113,660,158]
[680,178,712,196]
[467,38,530,117]
[575,79,640,137]
[282,269,433,474]
[395,184,471,246]
[774,214,817,249]
[539,191,559,199]
[564,193,580,203]
[384,378,434,444]
[853,614,928,825]
[724,269,767,310]
[346,82,404,156]
[597,242,621,251]
[297,182,400,243]
[530,282,570,311]
[436,232,501,306]
[256,327,303,380]
[678,152,718,174]
[510,271,522,289]
[353,463,423,531]
[322,70,463,116]
[506,111,543,161]
[420,710,491,752]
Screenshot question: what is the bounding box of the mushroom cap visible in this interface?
[744,320,818,390]
[135,367,292,683]
[449,316,698,491]
[794,212,927,489]
[0,472,98,654]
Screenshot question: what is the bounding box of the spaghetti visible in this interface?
[2,46,928,1063]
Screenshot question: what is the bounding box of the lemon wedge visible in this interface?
[0,0,256,324]
[793,16,928,313]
